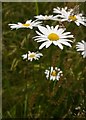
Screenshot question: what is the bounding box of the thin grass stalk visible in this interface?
[35,0,39,15]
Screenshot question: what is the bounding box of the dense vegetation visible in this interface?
[2,2,86,119]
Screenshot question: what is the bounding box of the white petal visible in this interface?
[50,67,53,73]
[36,31,44,36]
[22,54,27,59]
[56,42,63,49]
[75,21,80,26]
[39,41,48,49]
[60,41,72,47]
[35,39,48,42]
[38,26,48,35]
[60,35,74,39]
[26,20,31,24]
[46,42,52,48]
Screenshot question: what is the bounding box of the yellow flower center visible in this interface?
[48,33,59,41]
[51,70,57,76]
[22,23,30,27]
[29,54,35,58]
[68,15,77,21]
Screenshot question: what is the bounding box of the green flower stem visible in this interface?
[35,0,39,15]
[79,26,85,39]
[58,48,66,71]
[24,92,28,117]
[53,80,57,95]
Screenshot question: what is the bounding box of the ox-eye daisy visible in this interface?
[76,40,86,58]
[53,6,86,26]
[33,25,73,50]
[34,15,58,21]
[22,51,43,61]
[8,20,42,30]
[45,66,63,81]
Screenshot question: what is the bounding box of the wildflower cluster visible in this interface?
[9,5,86,81]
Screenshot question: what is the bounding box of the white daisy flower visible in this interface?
[34,15,58,21]
[76,40,86,58]
[53,7,86,26]
[8,20,42,30]
[22,51,43,61]
[45,66,63,81]
[33,25,73,50]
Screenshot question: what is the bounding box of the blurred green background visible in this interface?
[2,2,86,119]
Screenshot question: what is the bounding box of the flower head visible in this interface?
[34,15,57,21]
[53,6,86,26]
[45,66,63,81]
[33,25,73,50]
[22,51,43,61]
[76,40,86,58]
[8,20,42,30]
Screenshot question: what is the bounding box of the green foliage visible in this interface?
[2,2,86,119]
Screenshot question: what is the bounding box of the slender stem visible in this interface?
[53,80,57,95]
[24,92,28,117]
[79,26,85,39]
[35,0,39,15]
[83,60,86,114]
